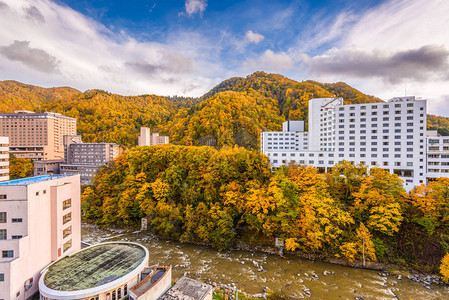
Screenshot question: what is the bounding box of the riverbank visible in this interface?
[82,223,449,298]
[234,242,447,286]
[83,222,447,285]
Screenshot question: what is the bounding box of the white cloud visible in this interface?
[245,30,264,44]
[297,0,449,116]
[244,50,293,72]
[0,0,218,96]
[184,0,207,17]
[305,45,449,84]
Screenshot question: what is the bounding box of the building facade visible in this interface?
[39,242,150,300]
[0,174,81,300]
[0,111,76,161]
[59,135,120,185]
[0,137,9,182]
[34,160,63,176]
[261,97,434,191]
[426,130,449,180]
[138,127,169,146]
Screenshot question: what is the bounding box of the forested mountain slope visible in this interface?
[1,73,448,149]
[0,82,179,145]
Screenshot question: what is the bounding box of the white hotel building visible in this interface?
[261,96,449,191]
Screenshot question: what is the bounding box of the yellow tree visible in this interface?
[409,178,449,229]
[339,223,376,263]
[352,175,404,236]
[440,253,449,283]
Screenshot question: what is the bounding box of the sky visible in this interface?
[0,0,448,116]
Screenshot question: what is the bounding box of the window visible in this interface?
[12,235,22,239]
[63,239,72,252]
[0,212,6,223]
[63,212,72,224]
[63,226,72,238]
[11,218,22,223]
[0,273,4,281]
[0,195,6,199]
[2,250,13,258]
[0,229,6,240]
[63,198,72,210]
[124,285,128,296]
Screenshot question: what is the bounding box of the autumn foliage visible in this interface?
[1,73,448,149]
[79,144,445,273]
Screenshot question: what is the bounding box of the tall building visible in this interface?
[261,96,432,191]
[0,137,9,182]
[60,135,120,185]
[138,127,151,147]
[0,111,76,160]
[0,174,81,300]
[426,130,449,180]
[138,127,169,146]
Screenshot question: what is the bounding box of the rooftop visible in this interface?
[0,111,76,120]
[160,276,213,300]
[43,243,147,291]
[131,266,170,296]
[0,174,73,186]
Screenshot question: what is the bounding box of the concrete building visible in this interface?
[159,276,213,300]
[0,136,9,182]
[129,266,172,300]
[0,111,76,161]
[138,127,169,146]
[426,130,449,180]
[0,174,81,300]
[59,135,120,185]
[34,160,63,176]
[39,242,156,300]
[261,96,433,191]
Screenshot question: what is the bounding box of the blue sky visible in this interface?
[0,0,448,116]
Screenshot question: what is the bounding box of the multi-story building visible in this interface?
[59,135,120,185]
[0,137,9,182]
[33,160,64,176]
[261,96,430,191]
[0,111,76,160]
[426,130,449,180]
[0,174,81,300]
[138,127,169,146]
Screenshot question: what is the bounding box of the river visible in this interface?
[81,224,448,299]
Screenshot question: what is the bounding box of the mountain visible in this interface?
[428,114,449,136]
[165,90,284,149]
[0,82,179,146]
[0,73,447,149]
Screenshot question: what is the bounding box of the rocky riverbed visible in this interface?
[82,224,449,299]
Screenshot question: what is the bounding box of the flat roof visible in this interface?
[160,277,213,300]
[0,111,76,121]
[43,243,147,291]
[0,174,73,186]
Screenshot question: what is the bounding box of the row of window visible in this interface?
[428,169,449,173]
[271,159,417,168]
[0,212,22,223]
[0,229,22,240]
[428,155,449,159]
[338,103,420,111]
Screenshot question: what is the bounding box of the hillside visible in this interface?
[0,82,179,146]
[165,90,284,149]
[0,73,448,149]
[428,114,449,136]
